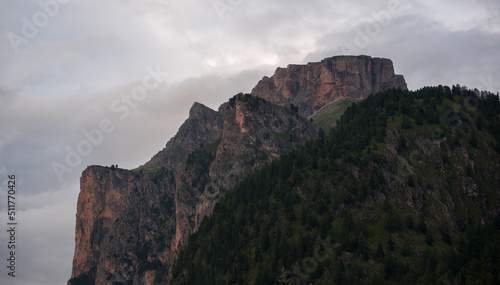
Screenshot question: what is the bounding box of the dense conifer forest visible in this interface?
[165,86,500,285]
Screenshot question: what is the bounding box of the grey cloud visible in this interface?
[0,85,19,106]
[0,68,270,200]
[305,11,500,93]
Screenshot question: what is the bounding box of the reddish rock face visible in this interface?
[69,166,176,285]
[251,55,407,117]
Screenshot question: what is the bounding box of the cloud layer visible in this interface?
[1,0,499,284]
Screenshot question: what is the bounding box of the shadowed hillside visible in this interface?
[169,86,500,285]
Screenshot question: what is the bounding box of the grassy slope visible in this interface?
[311,98,361,132]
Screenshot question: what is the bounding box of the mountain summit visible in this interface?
[251,55,407,117]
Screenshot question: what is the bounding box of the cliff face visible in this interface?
[251,55,407,117]
[69,166,176,285]
[70,167,138,284]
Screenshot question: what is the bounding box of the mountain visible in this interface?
[251,55,407,117]
[169,86,500,284]
[67,55,409,285]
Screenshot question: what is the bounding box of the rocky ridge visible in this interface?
[251,55,407,117]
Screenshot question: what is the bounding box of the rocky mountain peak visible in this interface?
[140,102,224,170]
[251,55,407,117]
[189,101,211,116]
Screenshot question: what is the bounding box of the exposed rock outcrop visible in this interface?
[69,166,176,285]
[251,55,407,117]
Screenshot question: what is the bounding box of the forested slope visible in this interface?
[167,86,500,285]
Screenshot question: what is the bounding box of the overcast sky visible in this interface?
[0,0,499,284]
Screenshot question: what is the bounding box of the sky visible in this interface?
[0,0,499,284]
